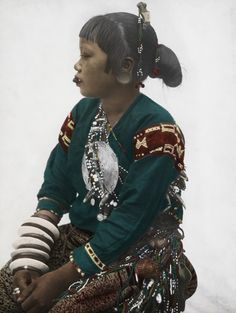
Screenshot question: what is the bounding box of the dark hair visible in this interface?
[79,12,182,87]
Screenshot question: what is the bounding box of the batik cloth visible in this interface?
[48,215,197,313]
[0,222,197,313]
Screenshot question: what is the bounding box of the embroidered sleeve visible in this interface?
[58,112,75,152]
[37,109,78,216]
[134,123,185,171]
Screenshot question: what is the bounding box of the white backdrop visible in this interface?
[0,0,235,312]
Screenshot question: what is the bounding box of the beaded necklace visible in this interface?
[82,104,127,221]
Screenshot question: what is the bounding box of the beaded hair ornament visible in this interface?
[136,2,161,87]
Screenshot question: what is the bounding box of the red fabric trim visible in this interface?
[58,112,75,152]
[133,123,185,171]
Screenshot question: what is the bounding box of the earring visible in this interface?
[116,71,132,84]
[135,81,145,89]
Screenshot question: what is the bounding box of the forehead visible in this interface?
[79,38,103,53]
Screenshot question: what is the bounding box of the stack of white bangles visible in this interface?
[10,215,59,275]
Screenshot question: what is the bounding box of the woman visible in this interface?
[0,3,197,313]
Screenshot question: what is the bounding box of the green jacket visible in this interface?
[37,93,185,275]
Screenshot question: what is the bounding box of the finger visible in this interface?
[13,274,30,302]
[17,282,36,303]
[17,275,31,290]
[21,295,38,312]
[13,271,31,291]
[21,295,49,313]
[28,305,48,313]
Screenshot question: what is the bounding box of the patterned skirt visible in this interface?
[0,219,197,313]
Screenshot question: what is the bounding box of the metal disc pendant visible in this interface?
[82,141,119,193]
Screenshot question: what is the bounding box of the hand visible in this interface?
[17,262,81,313]
[17,271,64,313]
[13,270,41,300]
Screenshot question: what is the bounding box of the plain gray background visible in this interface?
[0,0,235,312]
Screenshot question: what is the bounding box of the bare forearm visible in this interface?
[54,262,82,290]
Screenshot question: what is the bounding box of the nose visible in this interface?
[74,60,81,72]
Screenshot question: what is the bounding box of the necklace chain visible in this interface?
[83,104,126,221]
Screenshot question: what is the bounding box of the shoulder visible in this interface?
[132,93,175,127]
[71,97,99,122]
[58,97,99,152]
[132,94,185,171]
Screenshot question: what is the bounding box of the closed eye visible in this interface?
[80,54,90,59]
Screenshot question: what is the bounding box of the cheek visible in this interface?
[85,59,107,76]
[86,67,111,85]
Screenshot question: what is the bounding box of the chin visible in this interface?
[80,89,99,98]
[79,89,90,97]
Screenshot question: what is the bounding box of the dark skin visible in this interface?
[14,39,141,312]
[74,38,140,126]
[13,210,82,313]
[17,262,81,313]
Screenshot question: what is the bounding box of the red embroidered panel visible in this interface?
[58,112,75,152]
[133,123,185,171]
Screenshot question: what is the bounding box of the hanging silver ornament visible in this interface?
[82,141,119,193]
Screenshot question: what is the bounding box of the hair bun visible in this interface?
[150,44,182,87]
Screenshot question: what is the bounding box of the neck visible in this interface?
[101,84,140,116]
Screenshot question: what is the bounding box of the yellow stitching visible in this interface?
[60,133,71,147]
[136,137,148,149]
[161,124,176,133]
[145,125,161,133]
[176,143,184,158]
[163,144,175,155]
[149,147,163,154]
[84,243,106,270]
[134,123,185,171]
[67,120,75,130]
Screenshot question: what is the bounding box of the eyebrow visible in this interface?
[79,43,93,51]
[80,45,94,53]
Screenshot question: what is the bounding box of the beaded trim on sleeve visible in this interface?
[58,112,75,152]
[84,243,106,270]
[133,123,185,171]
[69,251,85,277]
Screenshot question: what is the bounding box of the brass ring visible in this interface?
[12,287,21,295]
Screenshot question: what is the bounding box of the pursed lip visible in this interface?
[73,76,83,85]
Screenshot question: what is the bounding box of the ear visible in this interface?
[121,57,134,73]
[116,57,134,84]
